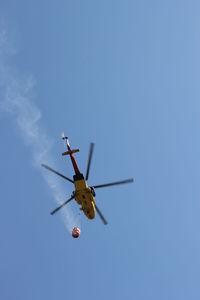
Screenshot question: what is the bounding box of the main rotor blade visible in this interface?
[51,195,74,215]
[41,164,74,183]
[95,204,108,225]
[92,178,134,189]
[85,143,95,180]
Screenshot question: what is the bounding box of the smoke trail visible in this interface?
[0,27,80,233]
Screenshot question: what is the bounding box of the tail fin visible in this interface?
[62,132,68,140]
[62,149,79,156]
[61,132,79,155]
[62,132,70,147]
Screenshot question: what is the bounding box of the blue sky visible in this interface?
[0,1,200,299]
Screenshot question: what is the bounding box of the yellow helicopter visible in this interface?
[41,134,134,224]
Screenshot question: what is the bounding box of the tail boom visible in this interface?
[62,134,80,175]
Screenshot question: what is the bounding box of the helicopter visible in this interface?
[41,134,134,225]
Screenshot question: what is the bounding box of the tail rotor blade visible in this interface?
[51,195,74,215]
[41,164,74,184]
[92,178,134,189]
[85,143,95,180]
[95,204,108,225]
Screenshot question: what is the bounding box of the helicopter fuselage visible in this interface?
[73,174,96,220]
[63,138,96,220]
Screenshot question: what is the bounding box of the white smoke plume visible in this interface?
[0,27,80,233]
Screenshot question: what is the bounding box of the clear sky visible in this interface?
[0,1,200,299]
